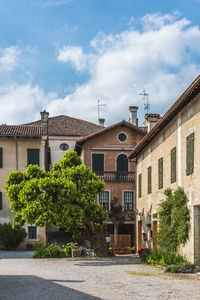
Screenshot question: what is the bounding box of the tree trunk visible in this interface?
[87,229,109,256]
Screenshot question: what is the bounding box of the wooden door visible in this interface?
[137,220,142,251]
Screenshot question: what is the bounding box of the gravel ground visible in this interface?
[0,255,200,300]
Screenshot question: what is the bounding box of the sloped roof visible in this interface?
[27,115,101,136]
[76,120,147,147]
[0,124,47,137]
[129,74,200,159]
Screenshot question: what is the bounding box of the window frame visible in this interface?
[98,190,111,211]
[186,133,194,176]
[122,190,134,212]
[171,147,176,183]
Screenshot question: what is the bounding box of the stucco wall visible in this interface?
[135,93,200,264]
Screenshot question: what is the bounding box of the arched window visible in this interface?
[117,154,128,172]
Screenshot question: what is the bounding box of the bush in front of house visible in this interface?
[165,263,197,273]
[33,242,78,258]
[0,223,27,250]
[138,248,196,273]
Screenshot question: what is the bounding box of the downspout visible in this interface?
[15,136,18,170]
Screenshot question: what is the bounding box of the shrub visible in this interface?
[33,242,79,258]
[64,242,79,257]
[138,248,150,261]
[0,223,27,250]
[140,249,187,267]
[165,263,197,273]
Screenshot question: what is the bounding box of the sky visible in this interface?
[0,0,200,126]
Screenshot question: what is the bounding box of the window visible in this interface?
[138,173,142,198]
[99,191,110,211]
[92,153,104,172]
[60,143,69,151]
[0,148,2,168]
[171,147,176,183]
[158,157,163,189]
[124,191,134,211]
[0,192,2,210]
[117,154,128,171]
[28,226,37,239]
[118,133,127,142]
[186,133,194,175]
[27,149,40,166]
[147,166,152,194]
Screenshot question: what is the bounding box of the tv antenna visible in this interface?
[139,90,150,114]
[97,99,107,121]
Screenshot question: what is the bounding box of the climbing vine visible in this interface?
[157,187,190,253]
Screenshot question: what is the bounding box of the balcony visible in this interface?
[95,171,135,183]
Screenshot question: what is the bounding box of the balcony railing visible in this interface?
[95,171,135,183]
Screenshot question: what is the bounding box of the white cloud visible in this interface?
[42,0,72,8]
[51,12,200,125]
[57,46,89,72]
[0,83,56,124]
[0,46,20,71]
[1,12,200,126]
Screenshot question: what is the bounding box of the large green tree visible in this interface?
[4,151,109,256]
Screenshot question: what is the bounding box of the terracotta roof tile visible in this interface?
[27,115,101,136]
[0,125,47,137]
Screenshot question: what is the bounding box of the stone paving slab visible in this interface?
[0,256,200,299]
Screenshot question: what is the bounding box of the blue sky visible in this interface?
[0,0,200,125]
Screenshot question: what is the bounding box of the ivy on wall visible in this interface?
[157,187,190,253]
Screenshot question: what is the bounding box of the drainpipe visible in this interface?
[15,136,18,170]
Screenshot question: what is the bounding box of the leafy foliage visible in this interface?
[5,151,109,255]
[0,223,27,250]
[139,248,186,267]
[33,242,79,258]
[157,187,190,252]
[165,263,196,273]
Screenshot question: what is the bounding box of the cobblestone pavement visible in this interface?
[0,255,200,300]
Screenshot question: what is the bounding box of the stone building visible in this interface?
[129,75,200,264]
[76,107,146,246]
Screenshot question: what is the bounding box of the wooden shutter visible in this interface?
[0,192,2,210]
[158,157,163,189]
[138,173,142,198]
[0,148,2,168]
[92,154,104,171]
[171,147,176,183]
[27,149,40,166]
[186,133,194,175]
[147,166,152,194]
[117,154,128,172]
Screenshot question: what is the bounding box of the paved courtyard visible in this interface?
[1,255,200,300]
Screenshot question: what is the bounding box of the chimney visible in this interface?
[40,110,49,127]
[129,106,138,126]
[145,114,160,132]
[99,118,105,128]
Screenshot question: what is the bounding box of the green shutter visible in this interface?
[27,149,40,166]
[0,192,2,210]
[0,148,2,168]
[158,157,163,189]
[148,166,152,194]
[186,133,194,175]
[171,147,176,183]
[138,173,142,198]
[92,154,104,172]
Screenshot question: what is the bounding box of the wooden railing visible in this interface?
[95,171,135,182]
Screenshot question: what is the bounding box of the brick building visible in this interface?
[76,108,146,246]
[129,75,200,264]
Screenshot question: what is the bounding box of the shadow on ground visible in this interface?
[0,275,101,300]
[74,256,144,267]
